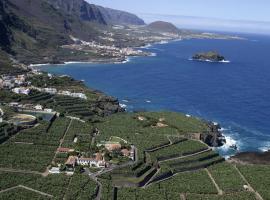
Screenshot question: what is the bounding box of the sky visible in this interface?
[88,0,270,34]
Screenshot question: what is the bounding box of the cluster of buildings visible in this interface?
[0,71,87,100]
[10,85,87,100]
[98,140,135,161]
[49,138,135,174]
[0,75,28,90]
[57,147,106,168]
[8,102,54,113]
[64,35,148,59]
[31,86,87,100]
[66,153,106,169]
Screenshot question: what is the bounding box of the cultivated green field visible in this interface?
[0,111,269,200]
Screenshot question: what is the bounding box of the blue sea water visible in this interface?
[41,33,270,157]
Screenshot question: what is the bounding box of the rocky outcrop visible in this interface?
[192,51,226,62]
[94,95,125,116]
[200,122,225,147]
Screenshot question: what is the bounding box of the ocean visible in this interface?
[40,33,270,157]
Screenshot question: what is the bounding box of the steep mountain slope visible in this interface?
[43,0,144,25]
[0,0,14,52]
[46,0,107,25]
[0,0,145,65]
[147,21,179,33]
[97,6,145,25]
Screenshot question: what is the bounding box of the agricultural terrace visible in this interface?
[238,165,270,200]
[0,111,269,200]
[95,112,209,160]
[0,117,70,172]
[0,171,98,200]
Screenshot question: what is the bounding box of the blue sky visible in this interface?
[88,0,270,34]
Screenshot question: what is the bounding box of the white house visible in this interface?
[44,88,57,94]
[34,104,43,110]
[76,156,105,168]
[44,108,53,113]
[49,167,60,174]
[70,93,87,99]
[12,87,30,95]
[58,90,71,96]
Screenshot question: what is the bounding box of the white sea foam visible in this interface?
[259,147,269,152]
[146,100,151,103]
[258,142,270,152]
[213,121,219,126]
[29,63,50,67]
[64,61,94,64]
[122,99,129,103]
[159,41,169,44]
[219,127,228,132]
[220,60,230,63]
[119,104,127,108]
[189,58,230,63]
[150,53,157,57]
[140,44,152,49]
[219,135,238,152]
[121,57,131,64]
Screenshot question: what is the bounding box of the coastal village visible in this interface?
[0,44,269,200]
[0,64,136,177]
[0,2,269,199]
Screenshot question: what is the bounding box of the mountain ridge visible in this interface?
[0,0,146,66]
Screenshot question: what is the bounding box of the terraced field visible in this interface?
[0,118,70,172]
[147,140,208,162]
[0,111,268,200]
[0,122,18,143]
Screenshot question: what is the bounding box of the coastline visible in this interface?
[35,39,239,158]
[34,36,264,159]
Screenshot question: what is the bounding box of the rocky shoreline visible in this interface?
[229,151,270,165]
[201,122,226,147]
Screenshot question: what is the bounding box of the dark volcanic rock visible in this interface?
[95,95,125,116]
[201,122,225,147]
[192,51,226,62]
[230,151,270,164]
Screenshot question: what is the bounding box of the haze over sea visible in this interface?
[41,33,270,157]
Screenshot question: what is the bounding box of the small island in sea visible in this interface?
[192,51,229,63]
